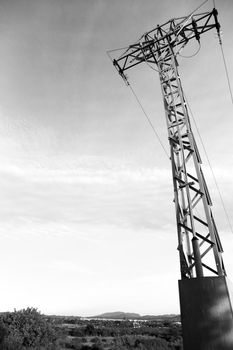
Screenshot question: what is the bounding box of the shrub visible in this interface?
[0,307,63,349]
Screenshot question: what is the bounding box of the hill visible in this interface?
[91,311,180,321]
[91,311,141,319]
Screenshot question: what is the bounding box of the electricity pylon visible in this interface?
[111,7,233,350]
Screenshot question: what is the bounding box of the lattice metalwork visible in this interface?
[112,8,226,279]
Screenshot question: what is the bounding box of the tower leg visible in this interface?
[179,276,233,350]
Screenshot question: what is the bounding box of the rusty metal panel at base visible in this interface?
[179,276,233,350]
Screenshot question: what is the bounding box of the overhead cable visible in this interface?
[128,83,170,159]
[185,96,233,235]
[178,42,201,59]
[218,37,233,105]
[106,51,169,160]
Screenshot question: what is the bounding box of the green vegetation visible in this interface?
[0,309,183,350]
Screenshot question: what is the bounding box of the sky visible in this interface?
[0,0,233,317]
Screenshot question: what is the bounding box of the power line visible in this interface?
[178,42,201,58]
[185,96,233,235]
[218,39,233,105]
[106,51,169,159]
[213,1,233,105]
[128,83,170,159]
[176,0,210,38]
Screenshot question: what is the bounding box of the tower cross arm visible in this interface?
[112,8,220,79]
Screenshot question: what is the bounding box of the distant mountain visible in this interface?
[91,312,141,319]
[90,312,180,321]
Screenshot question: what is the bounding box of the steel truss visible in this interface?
[112,8,226,278]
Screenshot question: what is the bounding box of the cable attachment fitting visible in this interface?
[192,18,200,43]
[113,59,129,86]
[213,8,222,44]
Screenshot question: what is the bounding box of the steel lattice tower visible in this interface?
[112,7,233,350]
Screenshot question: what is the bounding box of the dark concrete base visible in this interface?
[179,276,233,350]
